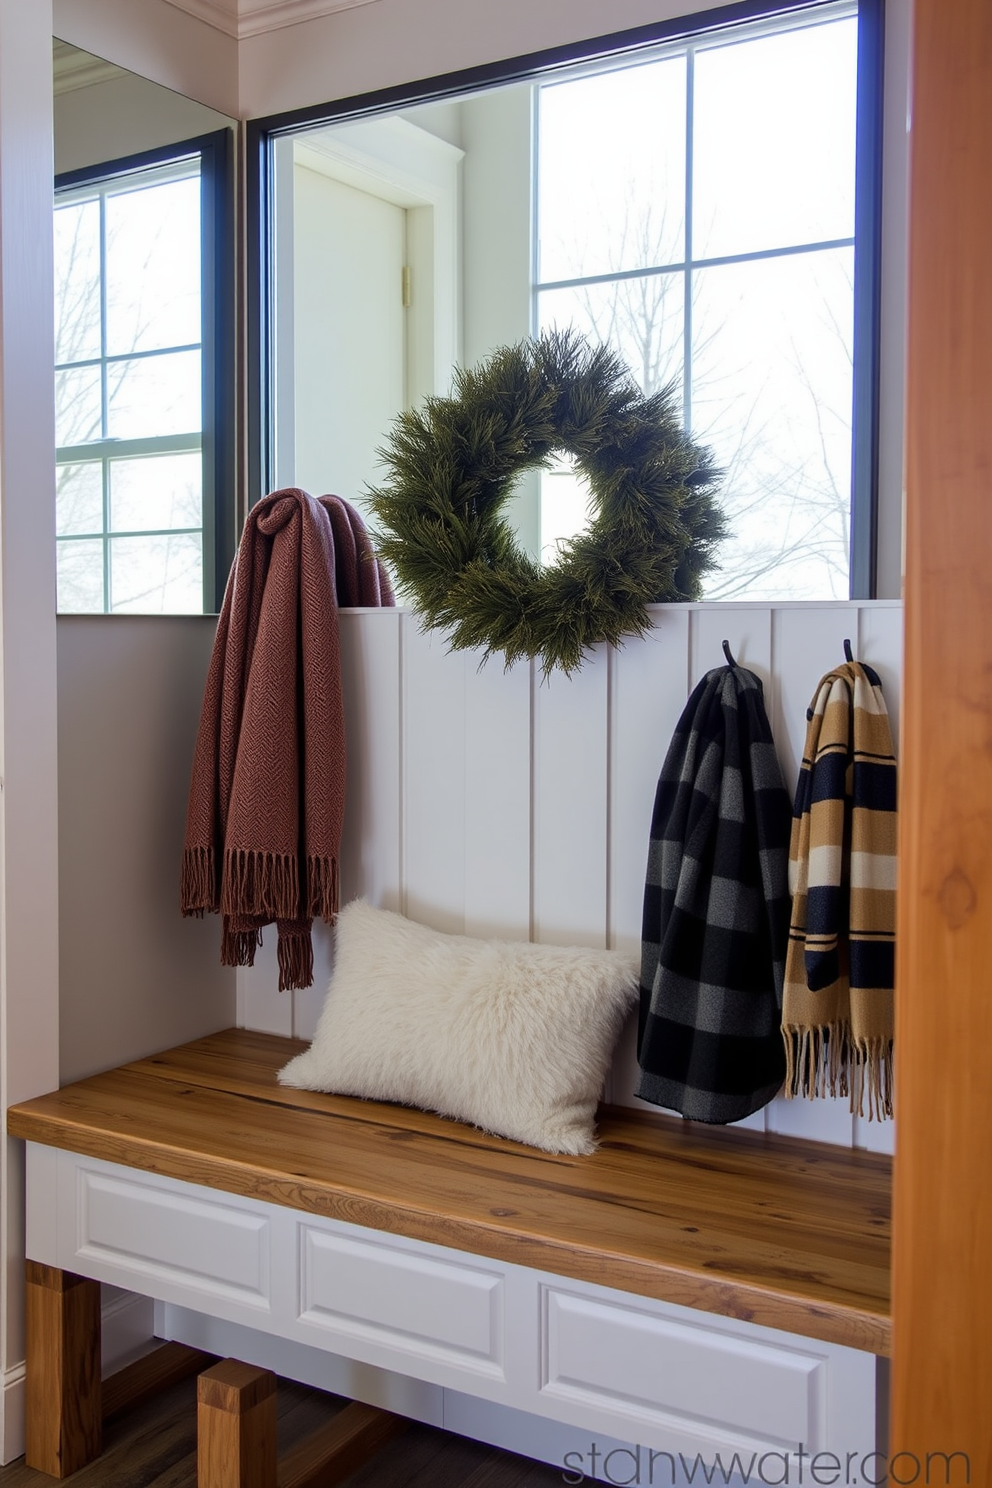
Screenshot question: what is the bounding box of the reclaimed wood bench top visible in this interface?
[7,1027,891,1355]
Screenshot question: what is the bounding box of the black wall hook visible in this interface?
[722,639,737,667]
[843,638,854,663]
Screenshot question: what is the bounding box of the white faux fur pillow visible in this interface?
[278,901,637,1155]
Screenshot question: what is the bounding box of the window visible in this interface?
[252,0,882,600]
[535,4,867,599]
[54,132,235,613]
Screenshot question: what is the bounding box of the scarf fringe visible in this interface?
[221,849,301,920]
[214,851,337,991]
[850,1035,894,1121]
[782,1023,893,1118]
[221,920,263,968]
[219,915,316,993]
[181,845,217,915]
[306,854,340,923]
[277,928,314,993]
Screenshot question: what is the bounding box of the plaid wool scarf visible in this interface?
[782,661,897,1118]
[637,664,793,1124]
[181,489,393,991]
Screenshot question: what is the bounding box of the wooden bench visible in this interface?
[8,1027,892,1477]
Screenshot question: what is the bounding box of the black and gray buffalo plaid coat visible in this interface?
[636,663,793,1123]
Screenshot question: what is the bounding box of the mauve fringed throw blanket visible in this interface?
[181,489,394,990]
[782,661,897,1118]
[637,664,793,1124]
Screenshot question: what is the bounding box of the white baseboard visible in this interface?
[1,1363,25,1466]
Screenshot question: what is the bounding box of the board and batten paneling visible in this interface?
[238,601,902,1154]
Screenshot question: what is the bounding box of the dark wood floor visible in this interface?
[0,1374,567,1488]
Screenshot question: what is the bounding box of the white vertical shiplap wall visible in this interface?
[238,600,902,1155]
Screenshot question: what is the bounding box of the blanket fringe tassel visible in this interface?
[218,849,339,924]
[782,1023,893,1119]
[218,919,314,993]
[221,848,301,920]
[209,850,338,992]
[181,845,217,915]
[306,854,340,923]
[276,927,314,993]
[221,920,263,968]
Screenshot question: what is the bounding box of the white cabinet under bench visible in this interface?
[9,1029,890,1480]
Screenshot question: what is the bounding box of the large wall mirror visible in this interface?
[255,0,882,603]
[53,41,237,616]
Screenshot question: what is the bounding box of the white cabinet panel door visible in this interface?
[298,1223,505,1378]
[541,1285,837,1452]
[76,1167,271,1308]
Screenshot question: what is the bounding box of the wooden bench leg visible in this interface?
[198,1360,278,1488]
[24,1261,102,1478]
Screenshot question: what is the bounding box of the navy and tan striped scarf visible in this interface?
[782,661,897,1118]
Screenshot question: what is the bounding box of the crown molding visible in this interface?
[53,39,127,93]
[161,0,382,40]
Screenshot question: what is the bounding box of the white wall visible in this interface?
[57,617,235,1085]
[237,0,736,118]
[284,89,536,544]
[285,117,463,502]
[55,68,233,176]
[460,85,540,556]
[461,86,532,370]
[49,35,239,1093]
[292,163,407,503]
[52,0,238,117]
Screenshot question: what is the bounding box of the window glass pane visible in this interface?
[105,174,201,356]
[56,364,103,447]
[537,274,685,404]
[109,452,202,533]
[56,462,103,536]
[538,56,686,283]
[692,18,857,260]
[109,533,203,613]
[541,461,594,564]
[691,247,854,601]
[107,349,202,439]
[54,198,102,365]
[57,538,104,612]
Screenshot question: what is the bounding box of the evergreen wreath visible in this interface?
[368,330,726,676]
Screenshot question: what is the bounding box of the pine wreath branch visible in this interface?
[368,329,726,677]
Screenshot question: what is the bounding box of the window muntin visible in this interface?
[54,151,221,614]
